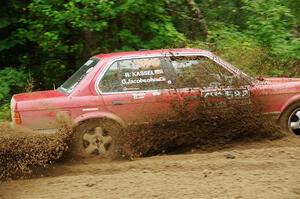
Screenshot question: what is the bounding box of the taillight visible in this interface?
[13,111,22,125]
[11,96,22,125]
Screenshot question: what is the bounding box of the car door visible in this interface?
[169,55,251,116]
[97,56,179,124]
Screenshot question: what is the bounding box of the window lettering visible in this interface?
[99,58,172,92]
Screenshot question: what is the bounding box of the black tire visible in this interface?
[71,119,121,159]
[279,102,300,136]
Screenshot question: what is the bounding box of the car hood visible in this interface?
[253,77,300,96]
[263,77,300,84]
[13,90,65,102]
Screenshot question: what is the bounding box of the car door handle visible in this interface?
[112,100,126,105]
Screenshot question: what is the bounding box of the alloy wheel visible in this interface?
[289,109,300,136]
[82,127,113,155]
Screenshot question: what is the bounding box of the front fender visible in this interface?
[73,111,126,127]
[280,94,300,113]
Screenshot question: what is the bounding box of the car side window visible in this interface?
[99,57,175,92]
[171,56,236,88]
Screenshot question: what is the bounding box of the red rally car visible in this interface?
[10,48,300,156]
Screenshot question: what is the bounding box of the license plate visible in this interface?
[202,88,250,99]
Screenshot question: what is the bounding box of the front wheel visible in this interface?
[279,102,300,137]
[72,119,121,158]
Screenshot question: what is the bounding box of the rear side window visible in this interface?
[99,57,175,92]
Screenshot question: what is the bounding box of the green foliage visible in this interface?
[13,0,186,88]
[196,0,245,27]
[242,0,300,60]
[207,24,297,77]
[0,68,28,103]
[207,24,262,75]
[0,104,11,121]
[0,68,28,121]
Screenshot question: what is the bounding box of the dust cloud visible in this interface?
[0,122,72,182]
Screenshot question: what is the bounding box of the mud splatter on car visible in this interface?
[117,98,284,159]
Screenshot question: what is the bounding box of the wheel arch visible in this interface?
[73,111,126,128]
[279,94,300,117]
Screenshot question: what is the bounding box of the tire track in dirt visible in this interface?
[0,136,299,199]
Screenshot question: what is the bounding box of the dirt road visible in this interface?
[0,136,299,199]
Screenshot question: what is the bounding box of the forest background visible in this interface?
[0,0,299,119]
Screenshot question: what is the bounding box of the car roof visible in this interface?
[93,48,213,60]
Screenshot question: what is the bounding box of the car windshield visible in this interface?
[58,58,99,94]
[212,55,254,81]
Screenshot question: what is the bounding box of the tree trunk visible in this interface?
[185,0,208,40]
[82,30,98,58]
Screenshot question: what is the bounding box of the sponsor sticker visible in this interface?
[132,93,146,100]
[202,88,250,99]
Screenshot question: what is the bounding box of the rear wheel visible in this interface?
[280,102,300,137]
[72,119,120,158]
